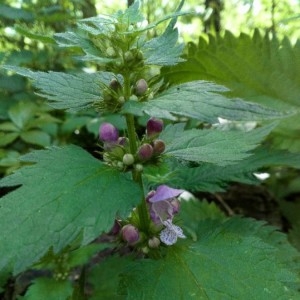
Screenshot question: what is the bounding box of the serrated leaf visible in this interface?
[122,81,291,122]
[0,145,142,274]
[143,26,184,66]
[23,278,72,300]
[2,66,122,112]
[166,148,300,192]
[160,123,275,166]
[122,218,300,299]
[163,31,300,151]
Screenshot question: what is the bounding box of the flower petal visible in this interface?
[160,220,186,245]
[148,185,185,203]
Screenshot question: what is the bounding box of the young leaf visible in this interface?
[122,217,300,299]
[2,65,122,112]
[160,123,275,166]
[0,145,142,274]
[122,81,291,122]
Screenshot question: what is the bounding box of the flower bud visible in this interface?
[123,153,135,166]
[152,139,165,155]
[135,79,148,96]
[124,51,134,62]
[99,123,119,142]
[121,224,139,244]
[109,79,121,91]
[137,143,153,161]
[134,163,143,172]
[118,137,129,147]
[146,118,163,138]
[148,236,160,248]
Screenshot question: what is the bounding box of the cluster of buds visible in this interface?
[115,185,186,249]
[98,117,166,171]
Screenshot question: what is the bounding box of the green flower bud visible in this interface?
[123,153,135,165]
[135,79,148,96]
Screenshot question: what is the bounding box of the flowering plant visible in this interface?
[0,1,300,299]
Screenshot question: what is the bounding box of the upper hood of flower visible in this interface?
[148,185,184,203]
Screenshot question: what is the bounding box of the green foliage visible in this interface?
[123,80,291,122]
[160,123,276,165]
[163,31,300,152]
[122,201,300,299]
[0,145,141,273]
[1,1,300,299]
[23,278,73,300]
[158,147,300,193]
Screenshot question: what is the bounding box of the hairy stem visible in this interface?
[124,76,150,232]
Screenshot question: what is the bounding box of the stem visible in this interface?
[124,76,150,232]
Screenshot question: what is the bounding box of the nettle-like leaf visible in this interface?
[0,145,142,274]
[164,147,300,192]
[122,81,291,123]
[163,31,300,151]
[2,65,121,112]
[122,205,300,299]
[160,123,275,166]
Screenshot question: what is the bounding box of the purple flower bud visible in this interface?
[99,123,119,142]
[135,79,148,96]
[146,118,164,138]
[121,224,139,244]
[148,237,160,248]
[118,137,129,146]
[152,139,165,155]
[137,143,153,161]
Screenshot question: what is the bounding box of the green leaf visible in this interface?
[0,132,19,147]
[2,66,121,112]
[166,148,300,192]
[122,81,291,122]
[23,278,73,300]
[88,256,131,300]
[163,32,300,151]
[15,25,55,44]
[160,123,275,166]
[0,4,33,21]
[143,26,184,66]
[122,217,300,299]
[0,145,142,274]
[8,101,36,129]
[20,130,51,147]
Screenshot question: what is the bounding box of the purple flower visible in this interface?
[99,122,119,143]
[147,185,184,225]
